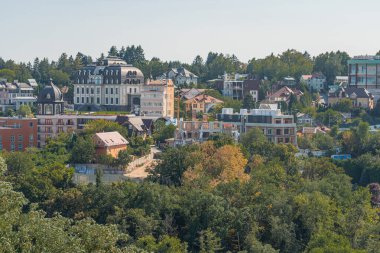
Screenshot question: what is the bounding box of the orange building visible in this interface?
[93,131,128,158]
[184,94,223,114]
[0,117,38,151]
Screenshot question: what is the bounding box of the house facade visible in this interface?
[160,67,198,86]
[328,87,374,109]
[348,56,380,102]
[217,107,297,145]
[184,94,223,114]
[0,117,38,151]
[301,73,326,92]
[0,79,37,112]
[140,79,175,118]
[267,86,303,103]
[93,131,128,158]
[220,73,260,101]
[73,57,144,112]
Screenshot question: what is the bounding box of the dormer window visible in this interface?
[46,93,51,99]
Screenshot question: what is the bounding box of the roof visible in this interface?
[168,67,198,78]
[127,117,145,132]
[344,87,373,98]
[268,86,303,100]
[180,88,207,100]
[259,103,278,110]
[243,79,260,90]
[301,127,327,135]
[329,87,373,99]
[94,131,129,147]
[185,94,223,104]
[145,79,174,86]
[37,79,63,103]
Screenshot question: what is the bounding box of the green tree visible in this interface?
[70,136,96,164]
[17,104,32,117]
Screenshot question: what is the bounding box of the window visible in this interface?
[97,97,100,104]
[91,88,94,94]
[77,97,80,103]
[77,87,80,94]
[29,122,33,127]
[130,88,132,93]
[86,88,89,94]
[18,135,23,142]
[111,88,113,94]
[134,88,137,93]
[111,98,113,104]
[284,129,289,135]
[82,97,84,103]
[106,88,108,94]
[82,87,84,93]
[106,98,108,104]
[115,88,118,94]
[267,129,272,135]
[115,98,119,104]
[97,88,100,94]
[29,134,33,142]
[18,143,23,151]
[10,143,15,151]
[276,129,282,135]
[86,97,89,103]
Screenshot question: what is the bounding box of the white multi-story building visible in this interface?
[160,67,198,86]
[0,79,37,112]
[300,73,326,92]
[140,79,175,118]
[217,73,260,101]
[217,107,297,145]
[74,57,144,112]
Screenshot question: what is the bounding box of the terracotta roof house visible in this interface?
[328,87,374,109]
[184,94,223,113]
[93,131,128,158]
[267,86,303,103]
[179,88,207,100]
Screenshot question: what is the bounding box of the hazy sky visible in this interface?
[1,0,379,64]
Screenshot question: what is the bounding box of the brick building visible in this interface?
[0,117,38,151]
[93,131,128,158]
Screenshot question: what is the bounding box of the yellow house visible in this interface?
[328,87,374,109]
[184,94,223,114]
[93,131,129,158]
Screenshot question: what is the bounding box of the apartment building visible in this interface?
[73,56,144,112]
[217,107,297,145]
[214,73,260,101]
[0,117,37,151]
[348,55,380,102]
[0,79,37,112]
[140,79,174,118]
[300,73,326,92]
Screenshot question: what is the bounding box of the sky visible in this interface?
[1,0,379,64]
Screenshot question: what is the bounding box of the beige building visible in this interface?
[140,79,174,118]
[184,94,223,114]
[328,87,374,109]
[93,131,128,158]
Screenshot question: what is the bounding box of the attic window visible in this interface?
[46,93,51,99]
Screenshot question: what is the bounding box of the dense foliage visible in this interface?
[2,124,380,252]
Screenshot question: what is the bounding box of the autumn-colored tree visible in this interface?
[184,143,248,187]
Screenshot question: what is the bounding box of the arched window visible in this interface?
[133,71,137,75]
[45,104,53,115]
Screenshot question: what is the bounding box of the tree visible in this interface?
[70,136,96,164]
[17,104,32,117]
[108,46,118,56]
[0,69,16,81]
[198,228,223,253]
[152,120,176,143]
[112,149,132,169]
[242,94,256,109]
